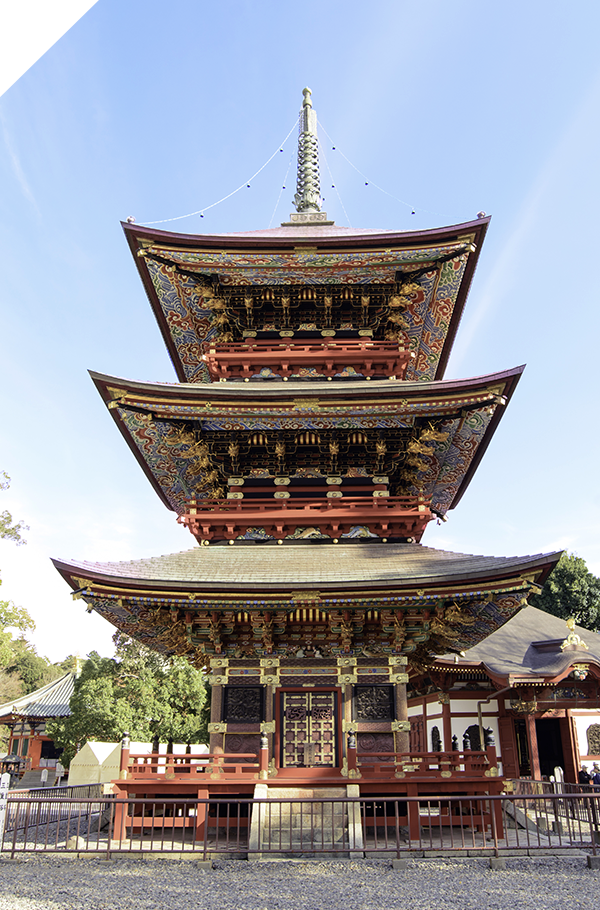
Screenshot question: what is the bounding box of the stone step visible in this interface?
[266,787,347,799]
[249,782,364,858]
[16,770,57,790]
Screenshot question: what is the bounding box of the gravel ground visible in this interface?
[0,856,598,910]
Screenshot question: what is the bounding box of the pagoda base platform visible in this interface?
[112,748,504,799]
[111,751,505,847]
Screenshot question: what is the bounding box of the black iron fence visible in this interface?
[1,792,599,859]
[9,783,104,800]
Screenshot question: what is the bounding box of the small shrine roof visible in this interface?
[435,606,600,682]
[0,672,75,722]
[91,366,523,519]
[53,544,559,593]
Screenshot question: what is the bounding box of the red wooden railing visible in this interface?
[201,339,414,380]
[179,495,432,542]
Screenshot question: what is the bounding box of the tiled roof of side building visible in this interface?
[53,544,561,592]
[437,606,600,680]
[0,672,75,721]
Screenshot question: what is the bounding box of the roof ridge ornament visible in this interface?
[282,88,334,227]
[560,617,589,651]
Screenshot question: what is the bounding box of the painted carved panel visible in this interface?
[222,686,264,724]
[224,733,260,762]
[357,732,394,760]
[354,685,395,721]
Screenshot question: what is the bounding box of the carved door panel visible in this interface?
[281,690,337,767]
[409,717,424,753]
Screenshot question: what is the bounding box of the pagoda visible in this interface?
[53,89,560,806]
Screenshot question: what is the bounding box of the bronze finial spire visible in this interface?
[282,89,333,226]
[294,87,322,213]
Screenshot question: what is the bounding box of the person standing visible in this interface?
[579,764,592,787]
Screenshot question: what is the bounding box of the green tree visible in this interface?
[1,473,34,667]
[0,602,35,668]
[534,552,600,631]
[3,637,63,692]
[0,473,36,750]
[47,636,209,765]
[0,473,28,544]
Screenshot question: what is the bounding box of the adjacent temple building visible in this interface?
[54,90,564,820]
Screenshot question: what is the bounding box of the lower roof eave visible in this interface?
[52,547,561,598]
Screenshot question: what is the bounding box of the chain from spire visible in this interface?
[294,88,322,213]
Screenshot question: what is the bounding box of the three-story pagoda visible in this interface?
[54,89,560,793]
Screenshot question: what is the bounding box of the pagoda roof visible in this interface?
[53,544,559,595]
[125,217,490,249]
[0,672,75,723]
[123,216,490,384]
[433,606,600,684]
[52,545,560,662]
[91,365,523,519]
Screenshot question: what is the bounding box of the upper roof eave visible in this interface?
[89,364,524,404]
[122,216,490,252]
[122,217,490,384]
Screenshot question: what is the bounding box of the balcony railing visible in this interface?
[201,339,414,381]
[125,752,260,779]
[356,749,496,779]
[179,495,432,542]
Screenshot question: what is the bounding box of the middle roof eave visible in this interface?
[90,366,524,407]
[90,366,524,517]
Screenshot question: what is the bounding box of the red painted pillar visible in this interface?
[525,715,541,780]
[29,737,42,770]
[441,698,452,751]
[119,732,131,777]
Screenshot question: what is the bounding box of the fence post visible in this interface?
[112,733,131,848]
[0,772,9,845]
[259,733,269,779]
[119,732,130,778]
[347,732,358,776]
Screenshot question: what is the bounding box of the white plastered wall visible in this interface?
[572,710,600,762]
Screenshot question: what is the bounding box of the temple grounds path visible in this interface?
[0,856,598,910]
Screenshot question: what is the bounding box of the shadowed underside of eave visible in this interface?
[53,545,561,666]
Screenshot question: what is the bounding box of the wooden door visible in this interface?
[281,690,337,767]
[498,716,519,778]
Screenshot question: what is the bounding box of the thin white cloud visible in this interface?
[449,70,600,374]
[0,110,40,214]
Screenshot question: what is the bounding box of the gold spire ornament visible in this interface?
[282,89,334,226]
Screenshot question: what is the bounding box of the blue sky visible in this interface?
[1,0,599,662]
